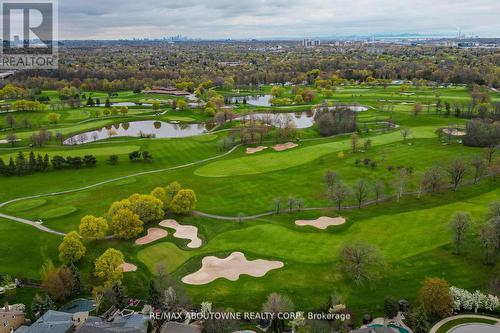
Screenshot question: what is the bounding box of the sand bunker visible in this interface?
[295,216,346,230]
[159,219,202,248]
[273,142,298,151]
[246,146,268,154]
[120,262,137,272]
[443,128,466,136]
[182,252,283,285]
[135,228,168,245]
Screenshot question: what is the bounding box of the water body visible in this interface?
[64,120,207,144]
[229,95,273,107]
[97,102,152,107]
[236,111,315,129]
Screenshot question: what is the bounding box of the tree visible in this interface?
[405,306,431,333]
[418,277,453,320]
[110,208,143,239]
[151,101,160,112]
[58,231,86,264]
[107,199,131,218]
[107,154,118,165]
[5,113,16,128]
[148,279,163,309]
[412,103,423,116]
[384,297,399,319]
[42,266,76,302]
[111,283,128,309]
[176,99,188,110]
[372,180,385,204]
[47,112,61,124]
[262,293,294,333]
[79,215,108,239]
[400,127,411,142]
[324,170,337,189]
[421,165,445,193]
[339,241,384,285]
[484,145,497,165]
[68,263,83,295]
[83,155,97,167]
[479,223,498,265]
[170,189,197,214]
[6,132,18,147]
[128,193,164,223]
[151,187,169,209]
[446,158,468,191]
[327,181,351,211]
[470,154,486,184]
[351,133,359,152]
[449,212,471,255]
[94,248,125,285]
[128,150,141,161]
[354,179,369,208]
[165,181,181,199]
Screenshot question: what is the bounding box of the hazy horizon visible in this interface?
[57,0,500,40]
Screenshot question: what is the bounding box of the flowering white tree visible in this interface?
[450,286,499,312]
[201,301,212,316]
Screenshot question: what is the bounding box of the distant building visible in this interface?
[302,39,321,48]
[0,303,25,333]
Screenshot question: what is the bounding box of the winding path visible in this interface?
[0,144,242,234]
[429,314,500,333]
[0,144,241,209]
[0,212,65,236]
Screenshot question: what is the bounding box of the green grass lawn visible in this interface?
[435,317,498,333]
[1,85,499,322]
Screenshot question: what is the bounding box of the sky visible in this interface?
[57,0,500,40]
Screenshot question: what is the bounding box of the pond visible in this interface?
[328,104,369,112]
[97,102,152,107]
[229,95,273,107]
[64,120,207,144]
[236,111,315,129]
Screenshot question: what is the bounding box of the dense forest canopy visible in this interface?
[7,40,500,91]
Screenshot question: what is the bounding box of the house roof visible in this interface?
[161,322,201,333]
[16,310,73,333]
[76,314,147,333]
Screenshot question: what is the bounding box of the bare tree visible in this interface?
[393,168,410,202]
[6,132,17,147]
[262,293,294,333]
[5,114,16,128]
[470,154,486,184]
[449,212,472,255]
[488,201,500,220]
[351,133,359,152]
[421,166,445,193]
[273,197,282,214]
[339,241,384,285]
[479,224,499,265]
[400,127,412,143]
[354,179,369,208]
[324,170,337,189]
[446,158,468,191]
[484,145,497,166]
[327,181,352,211]
[372,180,385,204]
